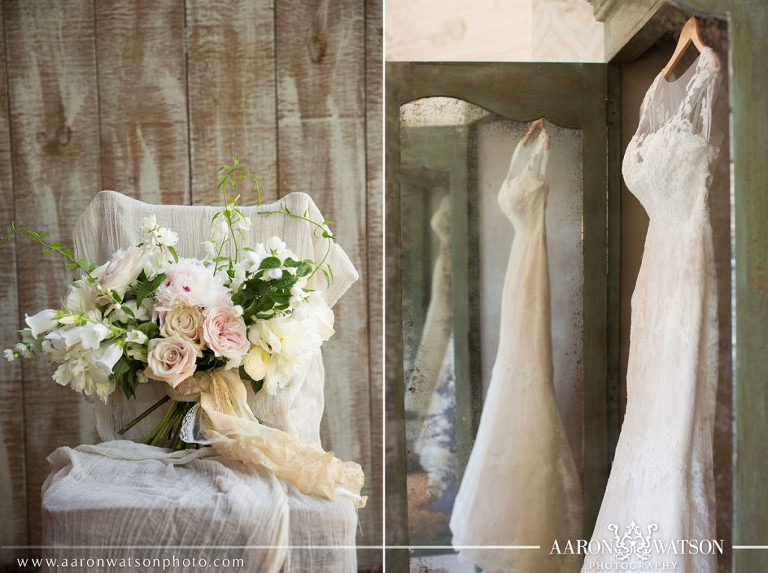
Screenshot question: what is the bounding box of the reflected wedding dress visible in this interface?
[582,48,721,572]
[413,196,458,497]
[451,128,582,572]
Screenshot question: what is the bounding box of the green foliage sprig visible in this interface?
[1,224,98,279]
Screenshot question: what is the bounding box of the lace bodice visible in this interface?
[498,129,550,229]
[623,47,721,224]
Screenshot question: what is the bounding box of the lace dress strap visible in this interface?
[503,124,550,182]
[636,47,721,142]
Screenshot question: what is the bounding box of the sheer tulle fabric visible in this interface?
[41,191,362,572]
[582,48,721,573]
[450,130,582,572]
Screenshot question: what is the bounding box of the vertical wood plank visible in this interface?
[5,0,101,543]
[95,0,188,205]
[274,0,374,557]
[364,0,383,564]
[0,2,26,554]
[186,0,278,206]
[728,4,768,570]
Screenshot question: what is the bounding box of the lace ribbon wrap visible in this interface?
[168,369,366,507]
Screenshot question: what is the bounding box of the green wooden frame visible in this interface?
[386,61,621,570]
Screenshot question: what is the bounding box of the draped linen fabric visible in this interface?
[582,48,721,572]
[41,191,362,572]
[450,129,582,572]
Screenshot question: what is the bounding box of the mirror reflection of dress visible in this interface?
[582,48,721,573]
[413,196,457,499]
[451,127,582,572]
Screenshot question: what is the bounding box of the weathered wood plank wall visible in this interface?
[0,1,382,569]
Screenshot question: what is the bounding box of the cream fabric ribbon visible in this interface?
[167,368,366,508]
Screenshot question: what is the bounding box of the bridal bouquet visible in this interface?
[3,159,337,451]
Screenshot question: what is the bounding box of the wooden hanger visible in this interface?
[662,16,713,80]
[522,118,550,149]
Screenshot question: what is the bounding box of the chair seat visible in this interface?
[41,441,357,573]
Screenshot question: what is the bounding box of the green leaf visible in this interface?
[136,272,166,307]
[122,305,136,319]
[296,262,312,277]
[137,321,160,340]
[260,256,281,269]
[283,257,300,268]
[167,245,178,263]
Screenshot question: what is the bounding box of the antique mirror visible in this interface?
[385,62,620,571]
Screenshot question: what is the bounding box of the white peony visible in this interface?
[153,259,230,315]
[247,315,322,394]
[47,336,123,402]
[25,309,59,338]
[243,345,270,381]
[292,291,335,341]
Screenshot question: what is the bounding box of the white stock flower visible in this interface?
[4,348,17,362]
[243,244,268,272]
[265,236,286,253]
[111,298,151,323]
[141,215,158,234]
[25,309,59,338]
[62,323,111,350]
[211,216,229,244]
[126,329,148,344]
[50,339,123,402]
[263,268,282,281]
[155,227,178,248]
[65,280,99,318]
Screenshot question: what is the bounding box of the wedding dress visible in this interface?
[41,191,362,572]
[450,127,582,572]
[582,47,721,572]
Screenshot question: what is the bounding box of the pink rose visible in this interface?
[146,335,198,388]
[203,305,249,361]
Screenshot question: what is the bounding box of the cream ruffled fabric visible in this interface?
[170,368,365,505]
[41,191,364,572]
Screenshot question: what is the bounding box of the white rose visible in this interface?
[95,246,149,302]
[160,306,205,350]
[25,309,59,338]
